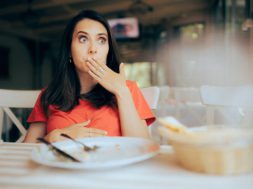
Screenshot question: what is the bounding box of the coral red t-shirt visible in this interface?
[27,80,155,136]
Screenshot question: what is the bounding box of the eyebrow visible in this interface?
[77,31,108,37]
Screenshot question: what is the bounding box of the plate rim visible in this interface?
[31,137,160,170]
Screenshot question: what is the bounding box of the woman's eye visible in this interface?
[98,37,106,44]
[79,36,87,43]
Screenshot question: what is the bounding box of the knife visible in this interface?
[37,137,81,163]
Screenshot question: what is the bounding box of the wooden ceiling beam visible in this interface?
[35,25,65,35]
[35,1,209,34]
[0,0,88,16]
[39,0,194,24]
[39,0,132,24]
[0,19,48,41]
[139,1,210,25]
[0,0,211,40]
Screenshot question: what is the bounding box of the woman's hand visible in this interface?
[86,57,127,95]
[44,120,107,143]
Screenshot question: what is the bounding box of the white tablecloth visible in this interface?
[0,142,252,189]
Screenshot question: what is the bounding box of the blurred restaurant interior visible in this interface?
[0,0,253,142]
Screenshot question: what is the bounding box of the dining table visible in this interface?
[0,141,252,189]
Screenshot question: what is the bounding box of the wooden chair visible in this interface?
[0,89,40,142]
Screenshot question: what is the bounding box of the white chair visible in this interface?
[200,85,253,125]
[140,86,160,110]
[0,89,40,142]
[170,87,204,125]
[140,86,160,141]
[200,85,253,107]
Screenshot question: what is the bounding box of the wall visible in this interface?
[0,34,33,89]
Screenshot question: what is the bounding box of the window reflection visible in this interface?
[124,62,153,87]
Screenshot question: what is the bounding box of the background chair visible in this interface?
[140,86,160,141]
[0,89,40,142]
[140,86,160,110]
[200,85,253,126]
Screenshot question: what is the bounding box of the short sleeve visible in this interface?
[27,90,47,123]
[126,80,156,126]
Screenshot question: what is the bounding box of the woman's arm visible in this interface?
[86,59,150,138]
[24,121,107,143]
[115,87,150,138]
[23,122,47,143]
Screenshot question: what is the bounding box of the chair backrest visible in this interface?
[200,85,253,107]
[140,86,160,140]
[140,86,160,110]
[0,89,40,142]
[200,85,253,125]
[172,87,201,103]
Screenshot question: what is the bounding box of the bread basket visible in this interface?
[158,117,253,175]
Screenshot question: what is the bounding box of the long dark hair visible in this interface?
[41,10,121,114]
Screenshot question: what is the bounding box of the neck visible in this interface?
[77,72,97,94]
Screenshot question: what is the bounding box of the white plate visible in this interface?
[31,137,160,170]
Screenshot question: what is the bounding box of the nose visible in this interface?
[88,43,97,54]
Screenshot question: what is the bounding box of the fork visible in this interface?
[60,133,99,152]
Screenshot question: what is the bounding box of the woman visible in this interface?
[24,10,155,143]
